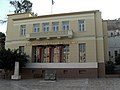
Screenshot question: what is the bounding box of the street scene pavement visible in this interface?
[0,78,120,90]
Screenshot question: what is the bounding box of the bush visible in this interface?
[115,54,120,65]
[0,48,29,79]
[105,61,115,74]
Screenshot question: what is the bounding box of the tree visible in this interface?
[10,0,32,13]
[0,20,7,24]
[115,54,120,65]
[0,32,5,50]
[0,0,34,24]
[0,49,29,79]
[22,0,32,12]
[105,61,115,74]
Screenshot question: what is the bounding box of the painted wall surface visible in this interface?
[6,10,108,64]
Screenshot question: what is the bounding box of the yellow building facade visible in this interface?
[6,10,108,78]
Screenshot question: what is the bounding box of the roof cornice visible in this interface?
[12,10,100,21]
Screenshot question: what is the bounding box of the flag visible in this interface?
[52,0,55,5]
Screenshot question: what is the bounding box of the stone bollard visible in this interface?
[11,62,21,80]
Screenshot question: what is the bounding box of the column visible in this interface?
[59,46,63,63]
[43,47,47,63]
[38,47,42,63]
[46,47,49,63]
[34,47,37,63]
[53,47,56,63]
[41,47,45,63]
[51,47,54,63]
[49,47,52,63]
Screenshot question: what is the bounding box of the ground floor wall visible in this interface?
[20,63,105,79]
[20,68,98,79]
[98,63,105,77]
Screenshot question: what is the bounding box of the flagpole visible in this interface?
[51,3,53,14]
[51,0,55,14]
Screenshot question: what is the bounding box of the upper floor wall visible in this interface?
[6,10,104,41]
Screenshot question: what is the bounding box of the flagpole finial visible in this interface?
[52,0,55,5]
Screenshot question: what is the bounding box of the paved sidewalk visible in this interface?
[0,78,120,90]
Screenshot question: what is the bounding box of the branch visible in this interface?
[0,20,7,24]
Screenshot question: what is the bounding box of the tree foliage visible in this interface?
[0,32,5,49]
[0,0,33,24]
[0,20,7,24]
[115,54,120,65]
[10,0,32,13]
[0,49,29,78]
[105,61,115,74]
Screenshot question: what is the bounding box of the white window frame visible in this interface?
[79,43,86,62]
[78,20,85,31]
[63,45,69,63]
[42,23,49,32]
[62,21,69,30]
[20,25,26,36]
[52,22,59,32]
[33,23,40,32]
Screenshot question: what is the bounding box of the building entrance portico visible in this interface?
[32,44,69,63]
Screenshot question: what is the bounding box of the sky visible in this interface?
[0,0,120,34]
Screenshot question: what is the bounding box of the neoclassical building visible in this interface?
[6,10,108,78]
[106,19,120,62]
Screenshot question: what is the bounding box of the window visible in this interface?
[33,23,40,32]
[43,47,50,63]
[117,32,119,36]
[63,45,69,62]
[115,50,118,57]
[63,70,68,74]
[109,51,111,56]
[20,25,26,36]
[79,70,86,74]
[19,46,24,54]
[115,50,118,60]
[62,21,69,30]
[79,43,86,62]
[42,23,49,32]
[109,51,111,61]
[111,32,113,37]
[78,20,85,31]
[52,22,59,32]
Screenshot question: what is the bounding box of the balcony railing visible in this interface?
[26,30,73,40]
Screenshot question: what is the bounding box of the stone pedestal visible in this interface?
[11,62,21,80]
[44,70,56,80]
[11,75,21,80]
